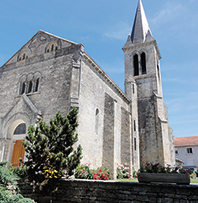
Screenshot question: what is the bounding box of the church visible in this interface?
[0,0,175,178]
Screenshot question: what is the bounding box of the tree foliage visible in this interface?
[23,107,82,192]
[0,161,34,203]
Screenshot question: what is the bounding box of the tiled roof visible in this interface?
[174,136,198,147]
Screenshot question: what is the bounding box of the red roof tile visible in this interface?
[174,136,198,147]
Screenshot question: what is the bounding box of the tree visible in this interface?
[22,107,82,192]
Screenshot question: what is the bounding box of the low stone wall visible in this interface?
[18,179,198,203]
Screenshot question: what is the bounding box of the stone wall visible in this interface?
[18,179,198,203]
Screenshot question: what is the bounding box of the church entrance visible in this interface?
[3,121,27,166]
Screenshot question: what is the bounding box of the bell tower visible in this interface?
[123,0,175,167]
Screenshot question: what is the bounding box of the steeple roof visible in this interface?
[131,0,154,44]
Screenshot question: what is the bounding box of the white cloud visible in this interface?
[151,2,186,28]
[103,22,130,41]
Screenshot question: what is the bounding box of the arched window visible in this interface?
[141,52,146,74]
[51,44,54,52]
[95,109,99,134]
[27,80,32,93]
[21,82,26,95]
[13,123,26,135]
[46,42,58,53]
[34,78,40,92]
[18,51,28,62]
[134,54,139,76]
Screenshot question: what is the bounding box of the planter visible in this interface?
[137,173,190,185]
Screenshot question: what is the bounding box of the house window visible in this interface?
[186,148,193,154]
[141,52,146,74]
[133,54,139,76]
[175,149,178,155]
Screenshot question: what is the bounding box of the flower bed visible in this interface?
[138,173,190,185]
[138,163,190,185]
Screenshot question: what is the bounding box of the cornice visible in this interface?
[122,40,161,60]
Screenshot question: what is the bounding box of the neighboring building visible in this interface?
[174,136,198,172]
[0,0,175,178]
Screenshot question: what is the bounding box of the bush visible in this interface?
[75,162,92,179]
[133,170,137,178]
[0,161,35,203]
[190,172,197,179]
[9,159,28,178]
[117,163,130,179]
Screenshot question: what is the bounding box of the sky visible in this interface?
[0,0,197,138]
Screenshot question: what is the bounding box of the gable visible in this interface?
[2,94,41,130]
[3,30,77,66]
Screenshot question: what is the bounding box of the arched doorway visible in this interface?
[11,123,26,167]
[2,120,27,166]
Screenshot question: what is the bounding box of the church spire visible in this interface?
[131,0,154,44]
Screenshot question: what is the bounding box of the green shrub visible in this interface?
[133,170,137,178]
[0,161,35,203]
[9,159,28,178]
[117,163,130,179]
[190,172,197,179]
[75,162,92,179]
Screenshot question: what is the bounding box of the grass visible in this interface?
[190,178,198,184]
[114,178,198,184]
[114,178,138,182]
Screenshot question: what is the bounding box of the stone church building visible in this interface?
[0,0,175,178]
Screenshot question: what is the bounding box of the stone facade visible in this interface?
[0,0,175,177]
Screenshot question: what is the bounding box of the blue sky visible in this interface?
[0,0,197,138]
